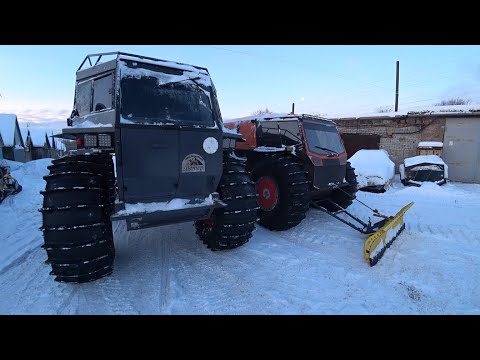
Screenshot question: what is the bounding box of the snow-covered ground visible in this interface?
[1,159,479,314]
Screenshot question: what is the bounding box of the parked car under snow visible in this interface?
[399,155,448,186]
[348,149,395,192]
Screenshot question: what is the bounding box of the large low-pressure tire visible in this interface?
[322,161,358,212]
[40,154,115,283]
[252,154,310,231]
[194,154,259,251]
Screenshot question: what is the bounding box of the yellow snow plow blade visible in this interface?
[364,202,414,266]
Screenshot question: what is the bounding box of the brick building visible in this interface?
[331,105,480,183]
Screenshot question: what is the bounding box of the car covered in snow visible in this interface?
[399,155,448,186]
[348,149,395,192]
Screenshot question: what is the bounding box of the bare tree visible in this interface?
[375,105,394,113]
[311,111,328,117]
[251,107,273,116]
[435,98,471,106]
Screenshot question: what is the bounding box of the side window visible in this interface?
[93,75,113,112]
[76,80,92,116]
[280,121,302,145]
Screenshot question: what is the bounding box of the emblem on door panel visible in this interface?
[182,154,206,173]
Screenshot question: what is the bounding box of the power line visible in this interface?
[204,45,477,97]
[203,45,393,92]
[204,46,480,116]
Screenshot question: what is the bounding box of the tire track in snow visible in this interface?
[158,238,171,314]
[157,227,267,314]
[169,226,362,314]
[55,287,80,314]
[73,222,140,315]
[411,222,480,243]
[97,276,139,315]
[0,247,75,314]
[97,222,174,314]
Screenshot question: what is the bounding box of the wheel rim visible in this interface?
[256,176,279,211]
[200,215,216,235]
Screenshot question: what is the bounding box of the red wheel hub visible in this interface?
[256,176,279,211]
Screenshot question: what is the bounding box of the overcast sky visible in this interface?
[1,45,479,130]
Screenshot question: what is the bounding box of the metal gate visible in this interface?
[443,117,480,183]
[340,133,380,158]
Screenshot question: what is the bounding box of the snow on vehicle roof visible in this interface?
[118,54,209,75]
[74,120,113,128]
[222,124,239,135]
[224,113,332,124]
[418,141,443,148]
[331,104,480,119]
[119,55,212,88]
[223,112,292,124]
[348,149,395,188]
[404,155,446,168]
[0,114,18,147]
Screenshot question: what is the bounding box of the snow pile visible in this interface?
[348,149,395,189]
[0,158,52,272]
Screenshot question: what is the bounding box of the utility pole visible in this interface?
[395,61,399,112]
[291,103,295,114]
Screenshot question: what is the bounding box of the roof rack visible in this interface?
[77,51,208,72]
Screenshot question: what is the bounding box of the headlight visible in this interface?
[98,134,112,147]
[84,134,97,147]
[222,138,236,149]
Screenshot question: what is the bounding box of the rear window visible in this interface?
[75,74,114,115]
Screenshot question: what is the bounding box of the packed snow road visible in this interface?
[1,159,479,314]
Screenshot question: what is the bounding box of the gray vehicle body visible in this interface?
[61,52,241,230]
[399,155,448,186]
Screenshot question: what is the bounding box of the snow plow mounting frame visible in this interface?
[311,197,414,267]
[311,199,387,235]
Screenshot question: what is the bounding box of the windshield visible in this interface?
[303,122,345,156]
[120,64,215,126]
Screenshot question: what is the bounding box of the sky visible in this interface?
[1,45,479,132]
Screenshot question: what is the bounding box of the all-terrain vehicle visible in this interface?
[225,113,358,230]
[0,161,22,204]
[225,113,413,266]
[40,52,258,283]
